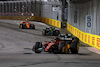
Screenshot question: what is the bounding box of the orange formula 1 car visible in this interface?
[19,21,35,29]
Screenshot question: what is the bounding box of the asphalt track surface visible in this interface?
[0,19,100,67]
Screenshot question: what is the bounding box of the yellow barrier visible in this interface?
[41,17,61,28]
[67,23,100,50]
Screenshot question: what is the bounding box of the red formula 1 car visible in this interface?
[19,21,35,29]
[32,34,79,54]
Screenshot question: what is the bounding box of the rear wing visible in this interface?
[59,34,72,37]
[60,37,72,40]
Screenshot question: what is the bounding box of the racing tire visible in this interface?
[35,49,42,53]
[32,25,35,29]
[30,24,35,29]
[48,47,52,53]
[42,30,46,36]
[74,37,79,43]
[54,30,60,36]
[58,42,65,53]
[70,42,79,54]
[19,24,23,29]
[33,42,42,53]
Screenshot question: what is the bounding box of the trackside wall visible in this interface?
[67,0,100,50]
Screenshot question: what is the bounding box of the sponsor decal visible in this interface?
[92,37,95,45]
[97,38,100,47]
[79,32,81,38]
[57,22,59,27]
[50,20,52,24]
[82,33,84,40]
[75,29,76,35]
[88,35,90,44]
[54,21,55,25]
[73,28,74,34]
[85,34,87,42]
[71,27,72,32]
[47,19,49,23]
[77,30,79,37]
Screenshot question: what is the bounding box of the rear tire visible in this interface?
[74,37,79,43]
[70,42,79,54]
[32,26,35,29]
[54,30,60,36]
[31,24,35,29]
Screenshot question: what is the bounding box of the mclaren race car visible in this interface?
[42,27,60,36]
[19,21,35,29]
[32,34,79,54]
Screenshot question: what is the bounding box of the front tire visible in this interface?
[19,24,23,29]
[42,30,46,36]
[58,42,65,53]
[32,42,42,53]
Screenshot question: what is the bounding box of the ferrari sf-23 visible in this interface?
[32,34,79,54]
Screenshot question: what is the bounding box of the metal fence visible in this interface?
[0,0,37,16]
[0,0,62,21]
